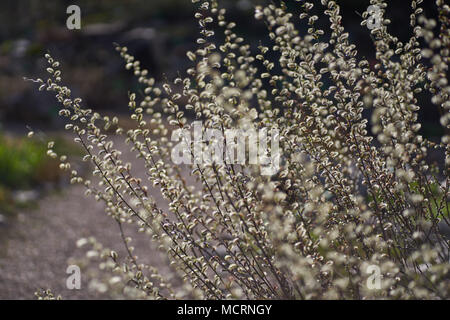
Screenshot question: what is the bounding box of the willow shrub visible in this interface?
[31,0,449,299]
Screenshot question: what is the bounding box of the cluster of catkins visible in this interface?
[31,0,449,299]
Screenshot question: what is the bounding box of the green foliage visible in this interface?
[0,134,83,189]
[0,135,46,189]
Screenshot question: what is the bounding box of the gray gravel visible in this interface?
[0,137,177,299]
[0,184,175,299]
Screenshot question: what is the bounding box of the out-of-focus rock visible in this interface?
[122,27,156,41]
[11,39,30,59]
[83,22,125,37]
[13,190,39,204]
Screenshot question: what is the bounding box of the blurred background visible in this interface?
[0,0,440,128]
[0,0,443,298]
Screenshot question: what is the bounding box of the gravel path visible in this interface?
[0,137,176,299]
